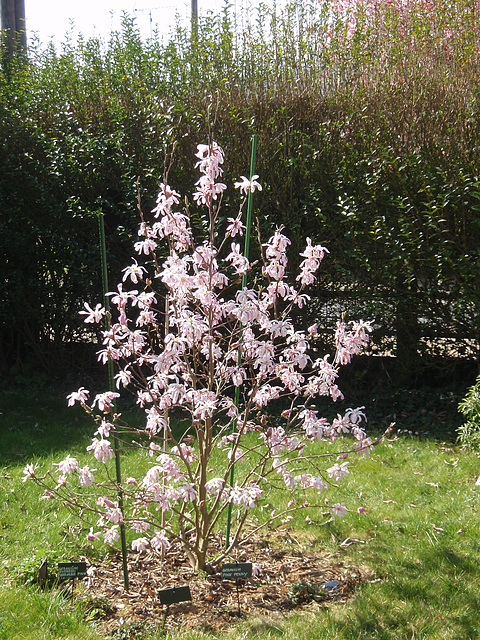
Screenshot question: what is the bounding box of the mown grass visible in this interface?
[1,389,479,639]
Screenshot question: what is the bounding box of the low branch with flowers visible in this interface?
[24,141,375,572]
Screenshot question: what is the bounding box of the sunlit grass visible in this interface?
[2,391,480,639]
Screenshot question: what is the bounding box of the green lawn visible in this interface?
[1,389,479,639]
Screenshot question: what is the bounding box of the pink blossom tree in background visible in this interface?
[25,142,374,572]
[323,0,478,89]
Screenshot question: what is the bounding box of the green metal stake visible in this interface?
[225,134,257,549]
[98,213,130,591]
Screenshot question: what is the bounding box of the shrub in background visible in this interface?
[458,375,480,450]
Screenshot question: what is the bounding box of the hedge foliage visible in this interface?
[1,0,479,384]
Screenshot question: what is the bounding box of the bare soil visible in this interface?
[79,532,373,636]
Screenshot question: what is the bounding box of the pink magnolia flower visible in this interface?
[67,387,89,406]
[122,260,147,284]
[193,175,227,206]
[152,183,181,218]
[178,484,197,502]
[132,520,150,533]
[87,437,114,463]
[195,142,225,178]
[55,474,68,487]
[227,448,245,462]
[54,455,79,475]
[96,496,116,509]
[345,406,367,424]
[205,478,226,496]
[191,389,218,420]
[327,462,349,482]
[134,237,157,255]
[354,436,375,456]
[92,392,119,413]
[226,216,246,237]
[331,503,348,519]
[79,302,105,323]
[95,419,114,439]
[105,506,124,524]
[234,174,262,195]
[78,466,95,486]
[132,537,149,553]
[103,526,120,545]
[264,230,291,263]
[171,443,197,464]
[87,527,101,542]
[226,242,250,275]
[22,463,37,482]
[151,529,171,553]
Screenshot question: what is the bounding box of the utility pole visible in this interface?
[1,0,26,58]
[191,0,198,38]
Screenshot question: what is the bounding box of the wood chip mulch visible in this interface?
[76,532,374,636]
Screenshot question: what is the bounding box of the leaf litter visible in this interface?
[78,532,375,635]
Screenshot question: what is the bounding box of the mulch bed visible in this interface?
[77,532,374,636]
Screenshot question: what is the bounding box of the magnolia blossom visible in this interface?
[79,302,105,323]
[87,527,101,542]
[225,242,250,275]
[327,462,349,482]
[152,183,181,218]
[193,175,227,206]
[151,529,171,552]
[86,437,114,463]
[171,443,197,464]
[105,506,124,524]
[234,174,262,195]
[195,142,224,176]
[96,419,113,439]
[297,238,329,287]
[178,484,197,502]
[122,260,147,284]
[134,237,157,255]
[132,537,149,553]
[229,483,263,509]
[103,526,120,545]
[92,392,119,413]
[205,477,227,497]
[78,465,95,486]
[67,387,89,406]
[331,503,348,519]
[226,216,246,237]
[54,456,79,475]
[335,320,373,365]
[345,406,367,424]
[22,463,37,482]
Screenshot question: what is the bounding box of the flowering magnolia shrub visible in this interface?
[25,142,373,572]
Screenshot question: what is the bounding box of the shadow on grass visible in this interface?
[0,390,95,465]
[0,390,192,466]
